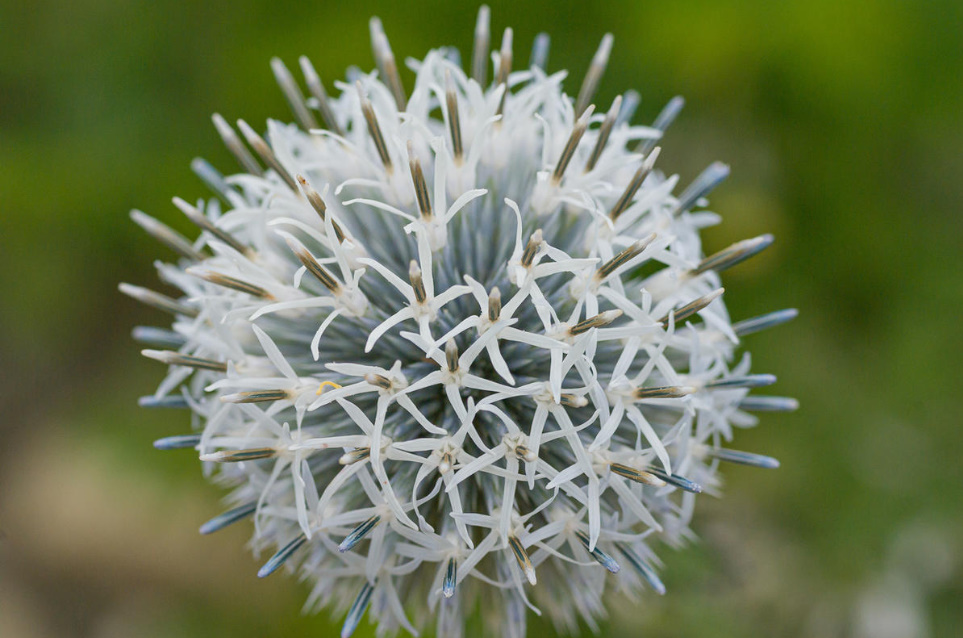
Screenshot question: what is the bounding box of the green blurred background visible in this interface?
[2,0,961,636]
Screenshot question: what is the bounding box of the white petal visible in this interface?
[251,324,298,380]
[365,307,415,353]
[310,307,344,360]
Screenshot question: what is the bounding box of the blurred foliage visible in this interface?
[1,0,961,637]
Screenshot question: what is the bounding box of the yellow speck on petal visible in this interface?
[317,380,343,395]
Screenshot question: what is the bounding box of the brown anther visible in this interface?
[236,119,299,192]
[568,309,622,336]
[508,535,536,585]
[141,350,228,372]
[298,56,343,135]
[574,34,613,117]
[357,83,393,172]
[690,235,773,277]
[514,444,536,462]
[445,339,459,373]
[202,448,277,463]
[595,233,657,281]
[130,210,206,262]
[211,113,263,175]
[552,106,593,186]
[364,373,393,390]
[339,448,371,465]
[290,244,342,293]
[119,283,199,318]
[520,229,543,268]
[560,393,589,408]
[445,70,464,161]
[633,385,694,400]
[584,95,621,173]
[295,174,346,243]
[369,17,406,111]
[409,260,427,303]
[408,143,432,219]
[609,462,666,486]
[488,287,502,322]
[173,196,250,256]
[187,268,274,299]
[609,147,660,221]
[658,288,724,328]
[221,389,292,404]
[271,57,318,131]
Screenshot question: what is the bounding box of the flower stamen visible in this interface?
[357,84,393,173]
[237,119,299,192]
[584,95,621,173]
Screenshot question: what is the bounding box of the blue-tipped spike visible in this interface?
[339,515,381,553]
[619,546,666,595]
[706,374,778,390]
[199,448,277,463]
[639,95,684,154]
[342,581,375,638]
[191,157,238,203]
[578,100,608,170]
[258,533,307,578]
[692,234,774,276]
[529,33,550,70]
[345,65,363,84]
[130,209,204,262]
[120,283,198,318]
[706,448,780,469]
[199,502,257,535]
[131,326,187,348]
[443,557,457,598]
[220,389,290,404]
[647,468,703,493]
[652,96,685,131]
[575,530,620,574]
[673,161,730,216]
[153,434,201,450]
[659,288,725,327]
[616,89,641,126]
[140,395,190,409]
[738,395,800,412]
[732,308,799,337]
[441,46,461,67]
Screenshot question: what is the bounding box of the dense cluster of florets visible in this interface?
[125,7,796,637]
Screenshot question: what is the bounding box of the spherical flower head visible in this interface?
[127,8,797,638]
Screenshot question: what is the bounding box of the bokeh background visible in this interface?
[2,0,961,636]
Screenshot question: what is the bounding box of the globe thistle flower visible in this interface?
[126,7,797,637]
